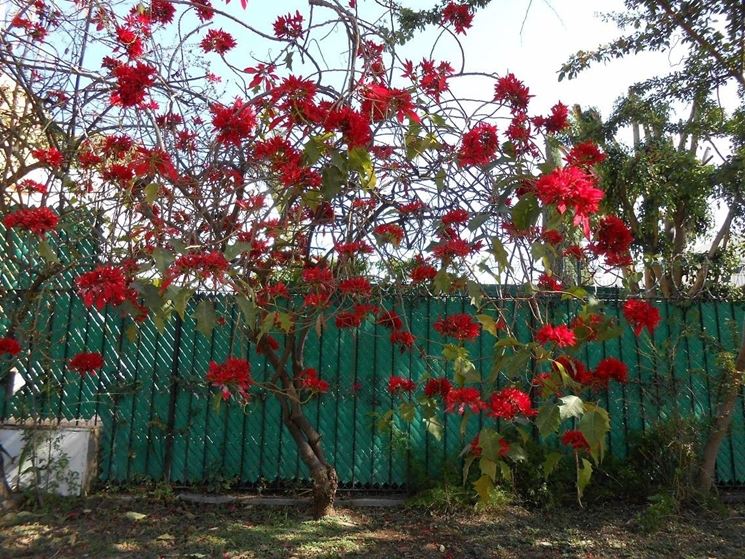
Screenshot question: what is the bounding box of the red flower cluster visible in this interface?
[211,99,256,146]
[390,330,416,351]
[424,377,452,399]
[388,375,416,395]
[434,314,480,341]
[441,2,473,34]
[206,357,252,400]
[566,141,606,168]
[487,387,536,419]
[32,147,63,167]
[377,309,402,330]
[274,11,304,39]
[594,357,628,385]
[571,313,604,342]
[445,387,483,414]
[165,251,229,287]
[533,102,569,133]
[410,261,437,283]
[457,123,498,167]
[442,209,470,226]
[535,324,576,347]
[335,304,377,329]
[494,73,531,112]
[534,166,604,234]
[76,266,129,310]
[3,207,58,236]
[338,276,372,298]
[374,223,405,246]
[200,28,236,54]
[431,237,479,260]
[360,84,419,124]
[335,241,373,256]
[69,352,104,376]
[553,356,591,385]
[537,273,562,291]
[297,368,329,394]
[561,430,590,450]
[622,299,661,336]
[0,337,21,356]
[590,215,633,267]
[111,61,157,107]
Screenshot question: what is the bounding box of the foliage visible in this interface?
[0,0,664,513]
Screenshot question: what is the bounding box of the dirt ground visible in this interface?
[1,495,744,558]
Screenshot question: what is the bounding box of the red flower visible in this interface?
[541,229,563,245]
[360,84,420,124]
[534,166,604,234]
[537,273,562,291]
[441,2,473,34]
[76,266,129,309]
[194,0,215,22]
[210,99,256,146]
[535,324,576,347]
[374,223,405,246]
[274,11,304,39]
[335,241,373,256]
[561,430,590,450]
[534,102,569,133]
[411,261,437,283]
[207,357,252,400]
[434,314,480,341]
[469,435,482,456]
[165,251,229,288]
[445,387,484,414]
[149,0,176,25]
[566,141,606,168]
[324,106,372,148]
[338,277,372,298]
[200,29,236,54]
[335,311,363,329]
[424,377,452,399]
[111,62,157,107]
[0,337,21,356]
[442,209,470,226]
[418,59,454,101]
[623,299,661,336]
[590,215,633,267]
[116,26,144,58]
[494,73,531,111]
[390,330,416,351]
[388,375,416,395]
[377,309,403,330]
[571,313,604,342]
[32,147,63,167]
[431,237,478,260]
[594,357,628,384]
[487,387,536,419]
[3,207,58,236]
[457,123,499,167]
[297,368,329,394]
[302,266,333,284]
[69,352,104,376]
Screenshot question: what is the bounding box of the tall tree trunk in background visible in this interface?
[698,322,745,493]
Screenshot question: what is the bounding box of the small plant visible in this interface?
[635,492,677,533]
[405,483,472,515]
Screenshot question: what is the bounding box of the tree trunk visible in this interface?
[698,322,745,493]
[310,463,338,518]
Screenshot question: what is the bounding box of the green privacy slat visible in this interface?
[4,291,745,487]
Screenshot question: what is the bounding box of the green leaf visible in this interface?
[224,241,253,260]
[535,403,561,438]
[140,283,163,312]
[432,269,451,293]
[125,323,139,343]
[479,457,497,482]
[38,239,59,264]
[399,402,415,423]
[172,289,193,320]
[462,454,475,482]
[151,247,174,275]
[473,474,494,503]
[425,417,443,440]
[476,314,498,337]
[235,296,256,329]
[491,236,509,271]
[348,147,376,190]
[195,299,217,339]
[543,452,562,480]
[276,312,293,333]
[577,458,593,499]
[467,213,489,231]
[579,407,610,463]
[558,395,585,420]
[258,311,275,339]
[144,183,160,205]
[510,195,540,230]
[434,169,446,192]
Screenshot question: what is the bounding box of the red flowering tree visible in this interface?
[0,0,654,515]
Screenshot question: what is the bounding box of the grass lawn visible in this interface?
[1,495,743,558]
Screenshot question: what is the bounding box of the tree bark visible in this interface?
[698,321,745,493]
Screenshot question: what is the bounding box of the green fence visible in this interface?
[1,290,745,488]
